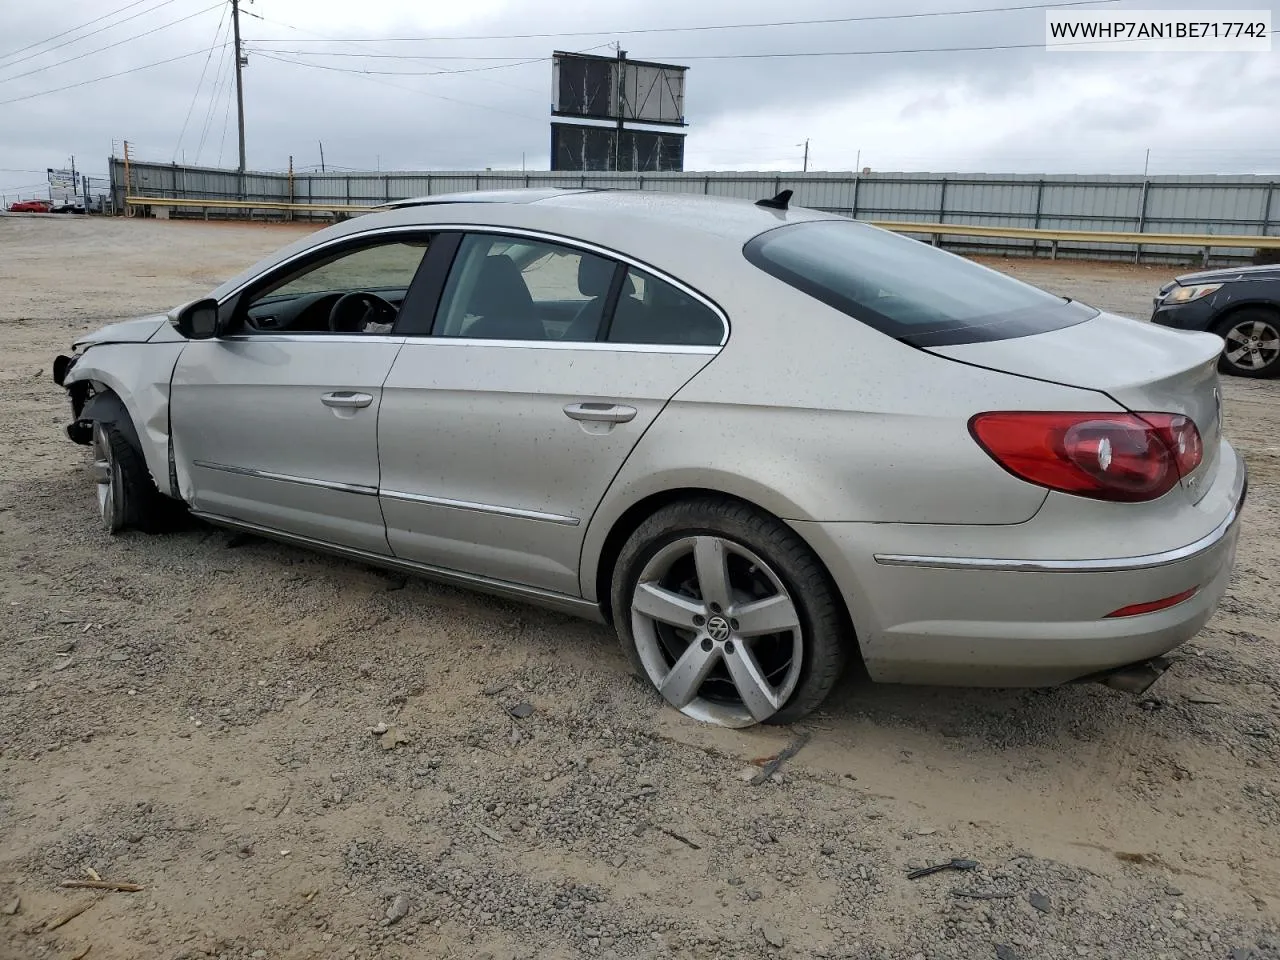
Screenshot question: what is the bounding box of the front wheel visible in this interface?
[90,421,183,533]
[1216,309,1280,378]
[611,497,848,727]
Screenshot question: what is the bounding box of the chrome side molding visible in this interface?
[193,460,378,497]
[379,489,580,526]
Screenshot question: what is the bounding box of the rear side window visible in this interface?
[744,220,1096,347]
[433,233,616,342]
[607,267,725,346]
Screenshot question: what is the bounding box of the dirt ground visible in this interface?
[1,215,1278,960]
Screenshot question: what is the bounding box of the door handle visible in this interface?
[321,391,374,409]
[563,402,637,424]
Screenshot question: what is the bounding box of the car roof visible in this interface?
[210,189,844,302]
[383,188,591,208]
[375,188,837,246]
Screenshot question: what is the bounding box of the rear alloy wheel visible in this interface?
[612,498,847,727]
[1217,309,1280,378]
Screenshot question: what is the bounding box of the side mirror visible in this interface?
[175,298,221,340]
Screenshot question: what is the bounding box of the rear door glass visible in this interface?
[744,220,1096,347]
[607,267,725,346]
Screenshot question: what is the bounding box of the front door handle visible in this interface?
[563,402,637,424]
[321,391,374,409]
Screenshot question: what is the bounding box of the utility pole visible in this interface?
[803,139,810,173]
[614,45,626,173]
[231,0,247,176]
[122,139,132,214]
[1143,147,1151,177]
[318,141,325,173]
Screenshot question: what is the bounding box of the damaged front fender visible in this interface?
[61,343,186,498]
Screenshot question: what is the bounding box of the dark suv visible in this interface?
[1151,265,1280,378]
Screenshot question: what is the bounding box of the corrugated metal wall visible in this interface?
[110,159,1280,264]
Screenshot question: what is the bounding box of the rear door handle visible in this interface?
[563,402,637,424]
[321,391,374,409]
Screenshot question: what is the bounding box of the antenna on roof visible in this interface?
[755,189,793,210]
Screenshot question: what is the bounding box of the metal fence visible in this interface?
[109,157,1280,264]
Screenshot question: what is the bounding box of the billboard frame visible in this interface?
[551,50,688,127]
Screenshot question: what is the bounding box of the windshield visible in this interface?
[743,220,1097,347]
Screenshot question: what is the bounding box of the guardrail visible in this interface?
[125,196,375,216]
[125,196,1280,264]
[869,219,1280,264]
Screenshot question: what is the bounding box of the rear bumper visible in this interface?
[793,444,1247,687]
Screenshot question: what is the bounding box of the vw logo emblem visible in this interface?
[706,616,731,641]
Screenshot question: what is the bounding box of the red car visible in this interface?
[8,199,52,213]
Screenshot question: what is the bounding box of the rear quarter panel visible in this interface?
[578,274,1125,600]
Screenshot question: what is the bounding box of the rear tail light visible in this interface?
[969,411,1203,503]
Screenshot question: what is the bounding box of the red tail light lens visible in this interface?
[969,412,1202,503]
[1139,412,1204,478]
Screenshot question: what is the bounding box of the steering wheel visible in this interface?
[328,291,397,333]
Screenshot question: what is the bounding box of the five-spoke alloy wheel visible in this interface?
[613,497,847,727]
[1218,310,1280,378]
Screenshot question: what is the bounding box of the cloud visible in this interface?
[1,0,1278,196]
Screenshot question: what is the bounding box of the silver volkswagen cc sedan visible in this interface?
[53,188,1246,727]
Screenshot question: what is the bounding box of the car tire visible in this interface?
[610,496,848,727]
[1215,308,1280,378]
[91,421,184,534]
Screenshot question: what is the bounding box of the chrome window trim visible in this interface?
[218,334,408,345]
[379,489,580,526]
[214,222,730,348]
[875,469,1247,574]
[193,460,378,497]
[189,510,604,622]
[393,338,717,355]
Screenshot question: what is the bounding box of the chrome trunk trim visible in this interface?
[875,463,1247,574]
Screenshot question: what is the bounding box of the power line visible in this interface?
[251,49,555,76]
[0,0,184,72]
[174,4,230,158]
[0,0,156,63]
[217,61,236,167]
[242,14,582,95]
[661,37,1138,59]
[196,35,233,163]
[0,3,224,86]
[250,51,547,124]
[250,49,559,61]
[254,37,1127,76]
[247,0,1118,44]
[0,46,216,106]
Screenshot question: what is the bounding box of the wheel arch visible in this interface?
[77,388,143,454]
[585,485,859,654]
[1213,299,1280,327]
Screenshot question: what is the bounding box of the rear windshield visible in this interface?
[743,220,1097,347]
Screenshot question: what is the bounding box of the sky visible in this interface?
[1,0,1279,196]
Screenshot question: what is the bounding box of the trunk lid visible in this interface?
[927,311,1225,502]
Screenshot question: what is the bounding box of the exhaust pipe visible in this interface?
[1088,657,1172,695]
